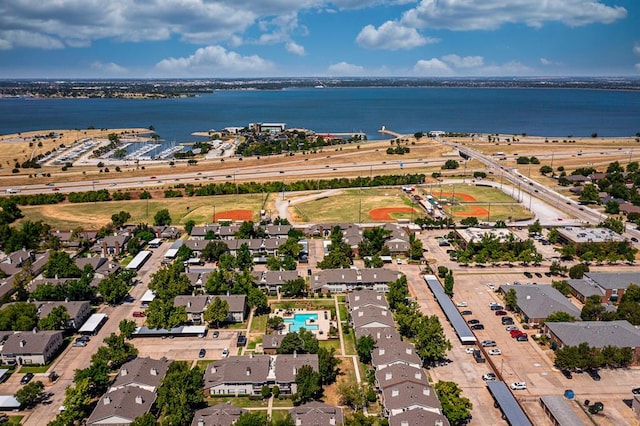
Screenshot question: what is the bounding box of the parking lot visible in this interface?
[132,330,238,362]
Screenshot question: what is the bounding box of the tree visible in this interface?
[277,329,318,354]
[235,412,268,426]
[153,208,172,226]
[444,271,454,297]
[267,316,285,331]
[545,311,577,323]
[539,165,553,175]
[407,232,424,260]
[204,297,229,328]
[581,295,605,321]
[282,277,306,297]
[248,287,269,314]
[74,359,110,397]
[356,335,375,364]
[236,243,253,271]
[38,305,70,330]
[460,216,479,226]
[294,365,321,404]
[552,280,572,296]
[605,200,620,214]
[271,413,295,426]
[414,315,452,364]
[43,251,82,278]
[599,217,624,234]
[111,210,131,228]
[200,241,229,262]
[126,236,142,256]
[435,380,472,425]
[91,333,138,370]
[549,260,568,276]
[130,413,158,426]
[156,362,203,426]
[579,184,599,203]
[528,219,542,235]
[504,288,518,311]
[338,381,368,410]
[98,273,130,305]
[317,346,340,385]
[569,263,589,279]
[183,219,196,235]
[442,159,459,169]
[387,275,409,311]
[344,412,374,426]
[15,380,44,408]
[119,319,137,339]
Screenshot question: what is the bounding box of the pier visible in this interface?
[378,127,405,138]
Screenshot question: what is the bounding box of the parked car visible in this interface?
[490,304,504,311]
[501,317,514,325]
[487,284,496,290]
[482,373,497,381]
[470,324,485,330]
[516,335,529,342]
[535,272,543,278]
[510,330,523,338]
[73,337,88,347]
[198,348,206,358]
[465,347,476,354]
[488,349,502,356]
[510,382,527,390]
[212,331,219,338]
[133,311,145,318]
[467,319,480,325]
[21,373,34,385]
[481,340,496,347]
[221,348,229,358]
[495,310,508,316]
[561,369,573,379]
[506,326,519,332]
[460,310,473,316]
[456,301,468,307]
[587,369,601,381]
[632,387,640,395]
[524,271,533,278]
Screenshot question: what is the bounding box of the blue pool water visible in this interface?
[284,313,319,332]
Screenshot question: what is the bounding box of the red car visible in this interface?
[495,310,508,316]
[133,311,145,318]
[510,330,524,338]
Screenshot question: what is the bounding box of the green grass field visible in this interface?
[19,193,266,229]
[291,188,418,223]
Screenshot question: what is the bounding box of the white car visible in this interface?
[506,326,519,331]
[487,283,496,290]
[482,373,497,381]
[510,382,527,390]
[465,347,476,354]
[456,301,468,307]
[221,348,229,358]
[488,349,502,356]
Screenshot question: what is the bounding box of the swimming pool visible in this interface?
[284,313,319,332]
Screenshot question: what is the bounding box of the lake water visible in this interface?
[1,88,639,150]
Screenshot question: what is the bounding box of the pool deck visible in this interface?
[272,309,333,341]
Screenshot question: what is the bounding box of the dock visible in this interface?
[378,127,405,138]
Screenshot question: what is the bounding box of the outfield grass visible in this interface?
[422,183,517,203]
[292,188,416,223]
[19,193,265,229]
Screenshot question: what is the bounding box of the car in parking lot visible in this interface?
[456,301,468,307]
[470,324,485,330]
[487,283,495,290]
[587,369,601,381]
[516,334,529,342]
[510,382,527,390]
[21,373,34,385]
[133,311,145,318]
[198,349,206,358]
[501,317,514,325]
[467,319,480,325]
[632,237,639,243]
[481,340,496,347]
[465,347,476,354]
[523,271,532,278]
[561,369,573,379]
[221,348,229,358]
[535,272,543,278]
[212,331,219,338]
[494,310,507,316]
[506,325,519,331]
[510,330,524,338]
[490,304,504,311]
[483,373,497,381]
[632,387,640,395]
[460,310,472,316]
[72,336,89,347]
[488,349,502,356]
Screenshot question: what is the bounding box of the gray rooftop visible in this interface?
[191,404,246,426]
[389,408,450,426]
[566,279,604,298]
[557,226,624,244]
[584,271,640,290]
[87,387,156,425]
[540,395,587,426]
[351,305,395,329]
[290,401,344,426]
[424,275,476,344]
[381,381,441,413]
[485,381,532,426]
[545,320,640,348]
[372,340,422,370]
[110,357,170,392]
[1,330,62,355]
[204,355,271,388]
[274,353,318,384]
[375,364,429,390]
[347,289,390,311]
[500,284,581,320]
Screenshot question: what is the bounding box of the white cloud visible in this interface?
[356,21,435,50]
[634,44,640,56]
[286,41,305,56]
[413,58,452,75]
[328,62,365,75]
[155,45,274,77]
[478,61,531,76]
[402,0,627,31]
[0,30,64,49]
[90,61,128,75]
[540,58,552,65]
[441,54,483,68]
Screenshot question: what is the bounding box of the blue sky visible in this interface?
[0,0,638,78]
